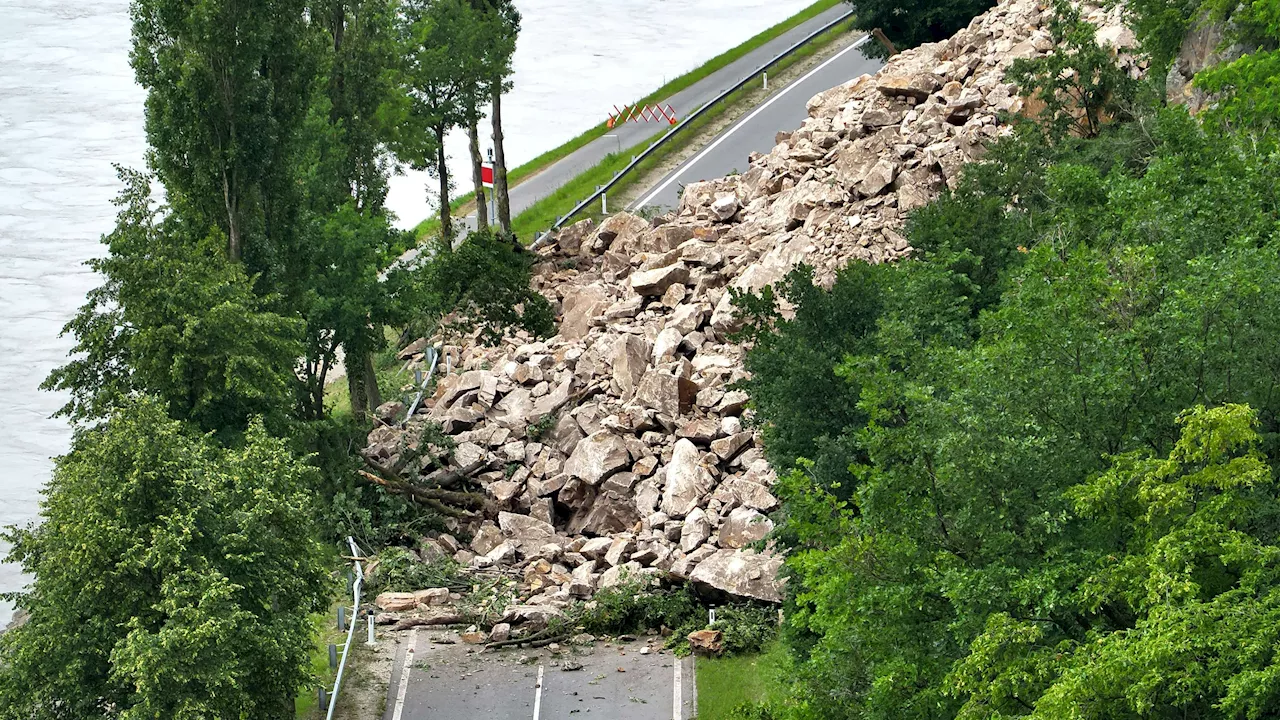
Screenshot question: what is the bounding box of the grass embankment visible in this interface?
[295,608,347,718]
[509,13,859,237]
[696,641,790,719]
[410,0,845,241]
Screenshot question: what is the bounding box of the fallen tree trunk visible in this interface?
[357,469,485,518]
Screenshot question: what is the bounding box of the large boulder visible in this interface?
[680,507,712,552]
[375,592,418,612]
[662,439,714,518]
[719,478,778,512]
[470,523,504,556]
[717,507,774,549]
[689,549,784,603]
[634,370,695,419]
[555,218,595,255]
[631,263,690,297]
[563,430,631,485]
[560,284,611,340]
[568,490,641,536]
[498,511,557,555]
[875,73,939,101]
[612,335,650,398]
[596,212,650,255]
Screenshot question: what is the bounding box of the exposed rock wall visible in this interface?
[369,0,1140,623]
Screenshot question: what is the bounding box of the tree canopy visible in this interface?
[0,397,329,719]
[731,4,1280,717]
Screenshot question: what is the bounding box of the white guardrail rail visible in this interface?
[325,536,365,719]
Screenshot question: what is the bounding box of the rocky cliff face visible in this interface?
[368,0,1140,623]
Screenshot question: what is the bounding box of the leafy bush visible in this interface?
[712,605,779,655]
[367,546,464,593]
[844,0,995,57]
[391,228,555,347]
[581,581,702,638]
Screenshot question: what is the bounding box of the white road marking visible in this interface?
[533,664,545,720]
[634,33,874,210]
[673,656,683,720]
[391,628,418,720]
[687,656,698,717]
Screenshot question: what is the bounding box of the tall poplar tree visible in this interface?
[392,0,487,242]
[130,0,314,265]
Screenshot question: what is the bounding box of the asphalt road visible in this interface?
[632,34,883,212]
[464,4,854,230]
[384,627,695,720]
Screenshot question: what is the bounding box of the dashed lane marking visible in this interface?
[533,664,545,720]
[390,628,418,720]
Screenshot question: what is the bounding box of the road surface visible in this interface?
[383,627,696,720]
[466,4,854,229]
[632,35,882,212]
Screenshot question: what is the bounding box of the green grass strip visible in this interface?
[695,641,790,719]
[411,0,843,240]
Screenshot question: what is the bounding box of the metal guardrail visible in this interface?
[325,537,365,720]
[531,8,858,249]
[403,345,442,424]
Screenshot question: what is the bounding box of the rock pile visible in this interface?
[365,0,1141,629]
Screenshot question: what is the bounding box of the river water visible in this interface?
[0,0,812,625]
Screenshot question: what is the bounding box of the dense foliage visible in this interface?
[0,397,329,718]
[734,3,1280,717]
[10,0,544,714]
[845,0,996,56]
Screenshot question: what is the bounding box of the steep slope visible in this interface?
[368,0,1141,622]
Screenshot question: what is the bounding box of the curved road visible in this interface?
[463,5,855,230]
[632,34,880,212]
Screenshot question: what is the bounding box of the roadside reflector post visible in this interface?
[367,612,376,646]
[763,71,768,90]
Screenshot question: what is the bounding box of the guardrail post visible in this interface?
[328,643,338,670]
[318,687,328,711]
[337,606,346,632]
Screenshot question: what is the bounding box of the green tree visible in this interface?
[298,0,407,422]
[952,404,1280,718]
[400,229,555,346]
[1006,0,1139,140]
[845,0,994,57]
[130,0,314,264]
[0,396,329,719]
[390,0,489,242]
[473,0,520,232]
[42,169,301,438]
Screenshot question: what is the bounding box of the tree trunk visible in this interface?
[346,347,368,423]
[435,125,452,243]
[362,348,381,410]
[222,170,242,262]
[491,84,511,232]
[468,120,488,231]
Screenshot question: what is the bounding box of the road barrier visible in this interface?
[531,8,858,249]
[324,537,366,719]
